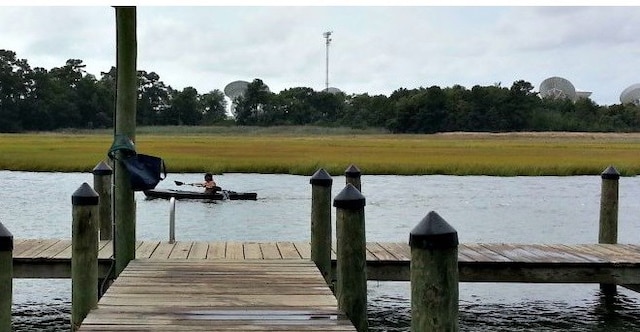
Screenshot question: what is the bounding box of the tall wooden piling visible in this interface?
[114,6,138,276]
[92,161,113,241]
[0,222,13,331]
[333,184,367,332]
[310,168,333,284]
[410,211,459,332]
[71,183,99,331]
[345,164,361,192]
[599,165,620,295]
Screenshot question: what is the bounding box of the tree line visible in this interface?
[2,49,640,133]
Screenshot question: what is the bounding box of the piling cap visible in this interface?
[601,165,620,180]
[333,183,366,210]
[72,182,99,206]
[0,222,13,251]
[345,164,361,178]
[92,160,113,175]
[409,211,458,250]
[310,168,333,187]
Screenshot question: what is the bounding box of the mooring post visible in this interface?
[0,222,13,331]
[92,161,113,241]
[310,168,333,284]
[345,164,361,192]
[71,183,99,331]
[599,165,620,295]
[410,211,459,332]
[334,183,367,332]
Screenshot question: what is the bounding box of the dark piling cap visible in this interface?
[72,182,99,206]
[345,164,361,178]
[92,160,113,175]
[601,165,620,180]
[333,183,366,210]
[310,168,333,187]
[0,222,13,251]
[409,211,458,250]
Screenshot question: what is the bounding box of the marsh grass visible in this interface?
[2,128,640,176]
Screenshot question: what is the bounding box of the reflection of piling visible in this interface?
[310,168,333,285]
[72,183,99,331]
[334,184,367,332]
[0,222,13,331]
[410,211,459,332]
[599,165,619,295]
[345,164,361,192]
[92,161,113,241]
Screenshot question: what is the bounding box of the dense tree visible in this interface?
[200,89,228,124]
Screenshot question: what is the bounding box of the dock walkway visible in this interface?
[77,259,356,331]
[12,239,640,284]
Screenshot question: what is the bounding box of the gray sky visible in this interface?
[1,5,639,105]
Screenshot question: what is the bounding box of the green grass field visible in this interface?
[2,127,640,176]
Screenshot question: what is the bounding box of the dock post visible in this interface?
[599,165,619,295]
[92,161,113,241]
[345,164,361,192]
[409,211,459,332]
[310,168,333,284]
[333,184,367,332]
[72,183,100,331]
[0,222,13,331]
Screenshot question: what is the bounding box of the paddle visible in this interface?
[174,180,191,186]
[175,180,222,192]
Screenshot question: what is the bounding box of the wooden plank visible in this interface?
[276,242,302,259]
[459,243,510,262]
[225,242,244,260]
[15,239,59,258]
[293,242,311,259]
[378,242,410,261]
[169,242,193,259]
[244,242,263,259]
[40,240,71,258]
[136,241,161,259]
[366,242,398,261]
[188,242,208,259]
[206,242,226,259]
[259,242,282,259]
[149,242,176,259]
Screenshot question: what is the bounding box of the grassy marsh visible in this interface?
[2,128,640,176]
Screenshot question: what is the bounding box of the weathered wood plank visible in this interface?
[293,242,311,259]
[188,242,208,259]
[244,242,262,259]
[149,242,176,259]
[259,242,281,259]
[136,241,160,259]
[206,242,226,259]
[275,242,301,259]
[225,242,244,260]
[169,242,193,259]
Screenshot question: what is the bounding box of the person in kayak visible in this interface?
[197,173,221,194]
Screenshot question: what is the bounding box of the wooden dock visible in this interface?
[11,239,640,284]
[77,259,356,331]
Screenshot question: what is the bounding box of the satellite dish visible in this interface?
[224,80,249,100]
[323,87,342,94]
[620,83,640,105]
[539,76,577,101]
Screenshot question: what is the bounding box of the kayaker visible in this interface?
[199,173,220,194]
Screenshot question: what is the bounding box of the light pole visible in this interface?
[323,31,332,91]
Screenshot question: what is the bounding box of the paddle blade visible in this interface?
[174,181,184,186]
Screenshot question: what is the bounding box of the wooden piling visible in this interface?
[333,183,367,332]
[0,222,13,331]
[92,161,113,241]
[599,165,620,295]
[72,183,99,331]
[345,164,361,192]
[410,211,459,332]
[310,168,333,284]
[114,6,138,276]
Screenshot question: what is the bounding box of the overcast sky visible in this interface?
[1,5,639,105]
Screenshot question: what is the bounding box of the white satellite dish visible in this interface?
[224,80,249,100]
[539,77,577,101]
[620,83,640,105]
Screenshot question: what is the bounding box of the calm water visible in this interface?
[3,170,640,331]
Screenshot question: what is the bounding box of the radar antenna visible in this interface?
[323,31,333,91]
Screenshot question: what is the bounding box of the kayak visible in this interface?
[143,188,257,201]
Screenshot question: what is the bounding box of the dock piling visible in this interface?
[0,222,13,331]
[71,183,100,331]
[345,164,362,192]
[599,165,620,295]
[310,168,333,284]
[92,161,113,241]
[410,211,459,332]
[334,183,367,332]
